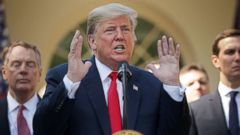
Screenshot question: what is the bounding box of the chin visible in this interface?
[16,86,32,91]
[231,75,240,81]
[115,57,130,62]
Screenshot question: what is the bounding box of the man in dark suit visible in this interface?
[189,29,240,135]
[0,41,42,135]
[33,3,188,135]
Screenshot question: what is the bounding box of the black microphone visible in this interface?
[117,61,132,130]
[117,61,132,81]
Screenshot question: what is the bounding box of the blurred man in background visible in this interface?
[190,29,240,135]
[0,41,42,135]
[180,64,210,103]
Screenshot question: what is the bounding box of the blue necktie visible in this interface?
[229,91,239,135]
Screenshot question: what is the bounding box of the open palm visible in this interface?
[146,36,180,86]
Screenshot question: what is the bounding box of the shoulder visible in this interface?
[189,90,218,111]
[48,63,68,73]
[47,59,91,76]
[0,98,7,110]
[46,63,68,79]
[129,66,163,93]
[0,98,7,104]
[130,65,161,83]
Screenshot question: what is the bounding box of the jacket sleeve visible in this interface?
[158,88,189,135]
[33,64,74,135]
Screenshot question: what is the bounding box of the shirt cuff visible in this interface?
[163,84,186,102]
[63,75,80,99]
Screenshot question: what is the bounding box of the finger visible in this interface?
[175,44,181,61]
[157,40,163,57]
[161,35,169,55]
[168,37,175,55]
[75,35,83,57]
[70,30,81,52]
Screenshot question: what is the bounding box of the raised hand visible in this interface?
[67,30,92,82]
[146,36,180,86]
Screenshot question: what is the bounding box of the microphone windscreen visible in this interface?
[118,61,128,71]
[117,61,132,81]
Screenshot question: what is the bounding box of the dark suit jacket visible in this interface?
[189,90,229,135]
[0,95,41,135]
[0,98,10,135]
[33,57,186,135]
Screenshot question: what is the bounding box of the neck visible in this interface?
[9,90,35,104]
[220,75,240,89]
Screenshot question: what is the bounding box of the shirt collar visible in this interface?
[7,92,39,113]
[95,57,114,81]
[218,81,240,97]
[7,93,19,113]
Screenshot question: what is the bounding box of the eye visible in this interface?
[26,61,37,68]
[187,82,194,87]
[122,27,130,31]
[104,27,116,34]
[224,49,235,55]
[121,26,131,33]
[11,61,21,68]
[199,80,208,85]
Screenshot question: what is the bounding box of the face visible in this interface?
[89,16,135,70]
[180,70,209,103]
[2,46,42,98]
[212,36,240,87]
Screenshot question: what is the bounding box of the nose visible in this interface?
[193,81,201,90]
[115,28,124,40]
[235,51,240,62]
[19,64,28,74]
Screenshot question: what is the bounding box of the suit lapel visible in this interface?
[209,90,229,134]
[83,57,111,135]
[83,58,141,133]
[126,68,141,130]
[0,98,10,135]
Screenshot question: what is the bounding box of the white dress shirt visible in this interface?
[63,58,185,116]
[218,81,240,128]
[7,92,39,135]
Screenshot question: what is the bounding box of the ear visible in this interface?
[38,67,42,81]
[88,35,97,50]
[1,65,7,80]
[211,55,220,69]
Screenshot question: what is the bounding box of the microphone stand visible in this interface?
[120,64,128,129]
[116,62,142,135]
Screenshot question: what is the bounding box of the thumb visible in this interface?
[84,61,92,71]
[146,64,158,74]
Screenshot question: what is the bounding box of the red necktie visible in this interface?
[17,105,30,135]
[108,72,122,133]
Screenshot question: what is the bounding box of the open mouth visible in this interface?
[114,45,125,52]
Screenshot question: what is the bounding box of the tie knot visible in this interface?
[230,91,239,99]
[109,71,118,80]
[18,104,25,112]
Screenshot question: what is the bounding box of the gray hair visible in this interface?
[87,3,138,39]
[2,41,42,67]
